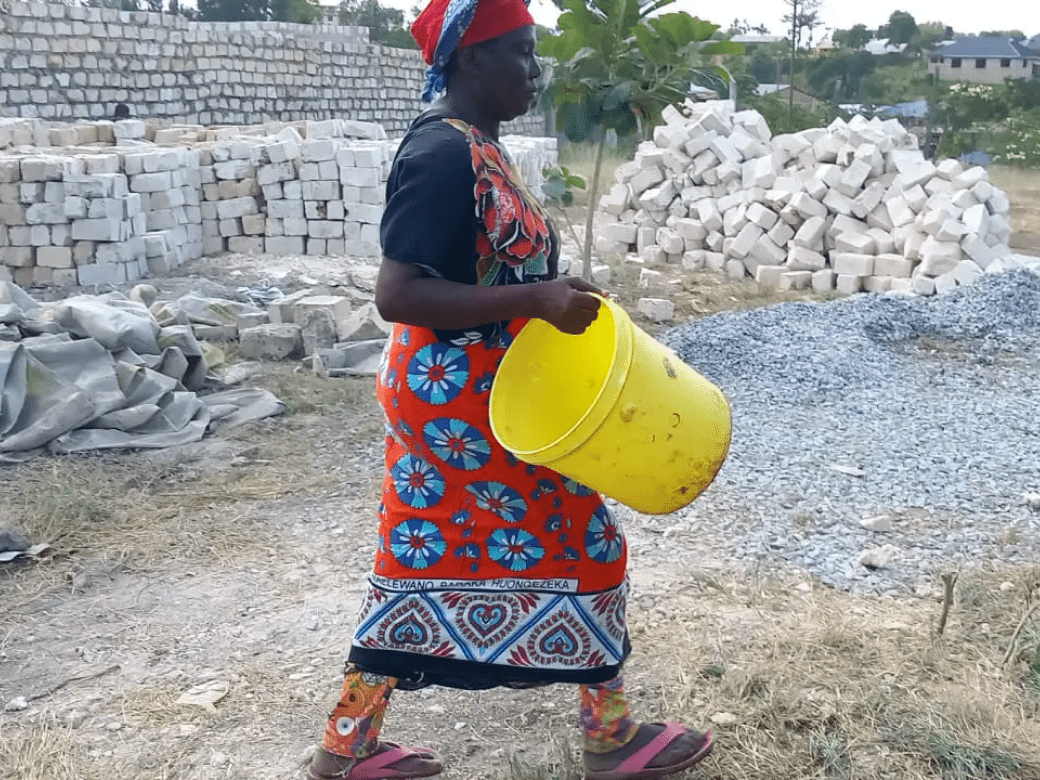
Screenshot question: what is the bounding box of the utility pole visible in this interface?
[788,0,798,125]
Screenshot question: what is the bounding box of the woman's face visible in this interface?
[473,26,542,122]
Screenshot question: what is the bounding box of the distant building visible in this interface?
[754,83,822,107]
[730,34,786,46]
[928,36,1040,83]
[813,30,837,53]
[864,38,907,55]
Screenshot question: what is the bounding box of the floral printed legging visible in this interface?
[322,665,637,759]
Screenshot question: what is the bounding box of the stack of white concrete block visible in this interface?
[2,116,558,287]
[199,124,391,258]
[122,146,205,274]
[597,101,1017,296]
[199,137,267,257]
[1,153,147,287]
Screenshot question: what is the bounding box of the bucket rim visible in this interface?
[490,295,634,464]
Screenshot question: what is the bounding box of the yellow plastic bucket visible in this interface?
[489,297,731,515]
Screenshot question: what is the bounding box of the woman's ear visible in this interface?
[454,44,481,78]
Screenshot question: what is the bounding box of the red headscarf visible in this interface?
[411,0,536,66]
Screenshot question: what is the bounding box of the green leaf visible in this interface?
[700,40,744,56]
[565,174,587,189]
[561,191,574,206]
[542,178,568,200]
[656,13,719,44]
[559,101,595,143]
[631,24,667,62]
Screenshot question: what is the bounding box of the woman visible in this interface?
[304,1,713,778]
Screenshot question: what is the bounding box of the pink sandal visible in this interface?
[305,743,443,780]
[584,722,713,780]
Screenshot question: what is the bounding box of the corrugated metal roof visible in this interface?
[933,36,1040,58]
[880,100,929,119]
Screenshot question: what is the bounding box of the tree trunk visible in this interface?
[581,132,607,282]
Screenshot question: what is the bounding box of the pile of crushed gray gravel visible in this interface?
[661,268,1040,596]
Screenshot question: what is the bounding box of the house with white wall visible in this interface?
[929,36,1040,84]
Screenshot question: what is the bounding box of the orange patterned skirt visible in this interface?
[348,320,630,689]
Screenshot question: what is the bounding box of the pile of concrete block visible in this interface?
[121,143,205,274]
[3,153,145,287]
[597,101,1016,296]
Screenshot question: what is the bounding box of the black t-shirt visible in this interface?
[380,110,558,343]
[380,110,482,286]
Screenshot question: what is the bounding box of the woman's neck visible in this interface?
[437,93,499,141]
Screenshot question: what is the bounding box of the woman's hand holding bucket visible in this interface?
[534,277,606,335]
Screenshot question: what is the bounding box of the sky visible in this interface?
[377,0,1040,39]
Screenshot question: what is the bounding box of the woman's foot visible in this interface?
[583,722,712,780]
[305,742,443,780]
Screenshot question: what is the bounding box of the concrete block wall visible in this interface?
[0,117,558,288]
[0,1,546,138]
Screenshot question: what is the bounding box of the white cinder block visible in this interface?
[837,158,871,196]
[834,231,875,255]
[961,203,988,235]
[629,165,665,197]
[811,268,835,291]
[874,254,914,278]
[767,220,794,247]
[787,245,826,271]
[637,297,674,322]
[832,253,874,276]
[911,275,936,296]
[755,265,785,286]
[961,235,997,268]
[936,218,968,242]
[863,275,892,293]
[729,223,764,258]
[789,192,827,220]
[656,227,684,255]
[746,202,778,230]
[835,273,864,294]
[866,228,895,254]
[918,237,962,276]
[952,259,983,286]
[885,195,916,228]
[952,166,988,190]
[792,215,826,250]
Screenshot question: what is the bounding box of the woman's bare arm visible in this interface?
[375,256,604,335]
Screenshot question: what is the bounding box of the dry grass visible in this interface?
[986,166,1040,255]
[502,568,1040,780]
[0,367,383,619]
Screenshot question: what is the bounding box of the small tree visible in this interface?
[834,24,872,51]
[538,0,739,280]
[338,0,418,47]
[782,0,822,123]
[882,10,919,47]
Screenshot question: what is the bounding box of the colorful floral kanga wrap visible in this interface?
[348,116,630,690]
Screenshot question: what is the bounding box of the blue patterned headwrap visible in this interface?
[421,0,479,103]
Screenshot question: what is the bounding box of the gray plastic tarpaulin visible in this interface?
[0,282,284,457]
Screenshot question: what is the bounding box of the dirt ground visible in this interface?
[3,217,1040,780]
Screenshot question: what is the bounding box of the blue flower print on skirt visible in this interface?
[487,527,545,571]
[423,417,492,471]
[473,372,495,394]
[407,343,470,405]
[563,477,597,497]
[390,519,447,569]
[391,454,445,509]
[466,481,528,522]
[585,505,624,564]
